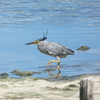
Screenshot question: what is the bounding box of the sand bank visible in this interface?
[0,74,100,100]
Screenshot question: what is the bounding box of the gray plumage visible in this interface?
[37,41,74,59]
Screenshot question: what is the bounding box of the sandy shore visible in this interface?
[0,74,100,100]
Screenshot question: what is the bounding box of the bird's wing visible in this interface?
[46,42,67,55]
[38,41,74,56]
[46,42,74,55]
[46,49,53,55]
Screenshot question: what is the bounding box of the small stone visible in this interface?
[0,73,9,77]
[20,71,34,77]
[11,70,21,75]
[77,46,90,51]
[11,70,35,77]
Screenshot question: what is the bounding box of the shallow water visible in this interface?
[0,0,100,78]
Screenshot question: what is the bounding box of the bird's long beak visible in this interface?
[25,42,35,45]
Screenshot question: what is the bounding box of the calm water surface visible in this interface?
[0,0,100,77]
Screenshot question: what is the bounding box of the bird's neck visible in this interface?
[37,41,44,46]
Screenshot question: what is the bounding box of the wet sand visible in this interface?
[0,74,100,100]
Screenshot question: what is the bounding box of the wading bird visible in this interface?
[25,32,75,68]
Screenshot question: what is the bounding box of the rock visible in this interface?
[0,73,9,77]
[77,46,90,51]
[11,70,21,75]
[20,71,34,77]
[11,70,36,77]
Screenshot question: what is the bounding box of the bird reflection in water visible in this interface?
[26,31,74,77]
[47,63,61,77]
[47,68,61,77]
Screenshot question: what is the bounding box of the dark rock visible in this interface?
[11,70,36,77]
[77,46,90,51]
[0,73,9,77]
[11,70,21,75]
[20,71,34,77]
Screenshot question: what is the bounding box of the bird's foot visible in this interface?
[47,60,60,67]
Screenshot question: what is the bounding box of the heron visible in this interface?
[25,32,75,68]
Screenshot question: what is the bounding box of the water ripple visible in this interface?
[0,0,100,27]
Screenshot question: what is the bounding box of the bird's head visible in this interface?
[25,31,47,45]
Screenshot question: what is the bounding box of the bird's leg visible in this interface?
[47,60,60,67]
[57,61,61,70]
[55,62,61,77]
[47,57,61,77]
